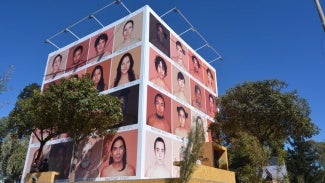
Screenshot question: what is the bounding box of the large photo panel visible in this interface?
[113,12,143,52]
[170,34,189,71]
[66,39,90,73]
[146,86,172,134]
[110,84,139,127]
[171,66,190,104]
[87,27,114,64]
[144,131,172,178]
[171,100,191,138]
[109,46,141,89]
[45,49,68,81]
[86,59,111,92]
[149,13,170,57]
[149,47,172,93]
[100,129,138,178]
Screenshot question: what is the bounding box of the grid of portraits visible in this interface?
[28,7,219,182]
[43,12,143,87]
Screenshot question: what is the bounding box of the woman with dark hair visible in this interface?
[112,52,138,87]
[101,136,135,177]
[91,65,105,92]
[150,55,170,92]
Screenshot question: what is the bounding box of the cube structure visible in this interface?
[22,5,218,182]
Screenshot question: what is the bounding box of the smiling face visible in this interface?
[154,141,165,165]
[111,139,125,163]
[121,55,131,74]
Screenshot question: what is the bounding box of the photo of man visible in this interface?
[114,12,143,51]
[87,27,114,63]
[100,130,138,177]
[149,14,170,57]
[145,133,172,178]
[147,86,171,133]
[66,40,89,72]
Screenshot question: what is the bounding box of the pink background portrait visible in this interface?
[149,47,172,93]
[100,129,138,177]
[66,39,90,72]
[86,59,111,91]
[171,100,191,136]
[190,79,206,113]
[146,86,172,132]
[170,34,189,71]
[171,66,191,104]
[87,26,114,62]
[188,51,204,84]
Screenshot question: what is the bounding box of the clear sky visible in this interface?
[0,0,324,142]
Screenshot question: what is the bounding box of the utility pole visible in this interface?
[315,0,325,31]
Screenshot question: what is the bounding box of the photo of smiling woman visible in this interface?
[86,59,111,92]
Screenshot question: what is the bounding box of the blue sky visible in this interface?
[0,0,324,142]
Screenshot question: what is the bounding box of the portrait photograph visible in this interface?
[171,66,190,104]
[86,59,111,92]
[111,84,139,127]
[113,12,143,52]
[144,131,172,178]
[110,46,141,89]
[66,40,90,73]
[146,86,172,133]
[170,34,188,71]
[100,129,138,178]
[48,141,74,180]
[87,27,114,64]
[149,13,170,57]
[191,113,208,142]
[45,49,68,81]
[149,47,172,93]
[205,91,217,118]
[188,51,203,83]
[190,79,206,113]
[172,100,191,138]
[203,65,217,93]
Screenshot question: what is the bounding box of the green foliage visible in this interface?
[228,132,270,182]
[178,116,205,183]
[9,75,122,181]
[286,138,325,183]
[0,133,29,181]
[211,79,319,182]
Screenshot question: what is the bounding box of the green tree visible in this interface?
[8,75,122,182]
[178,116,205,183]
[286,138,325,183]
[211,79,319,182]
[0,133,29,182]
